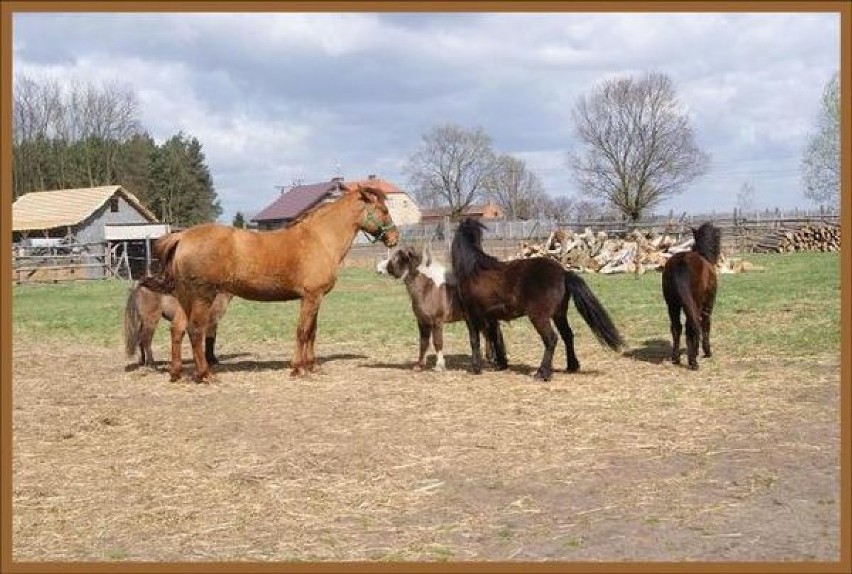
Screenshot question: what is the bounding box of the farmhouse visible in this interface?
[12,185,168,281]
[252,175,420,231]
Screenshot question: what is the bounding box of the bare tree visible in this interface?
[802,71,839,209]
[405,124,498,218]
[539,193,575,221]
[486,154,547,220]
[569,72,710,221]
[736,180,756,215]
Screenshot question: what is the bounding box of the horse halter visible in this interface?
[361,205,397,244]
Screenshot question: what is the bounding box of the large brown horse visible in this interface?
[124,283,232,368]
[662,222,721,370]
[451,218,624,381]
[141,183,399,382]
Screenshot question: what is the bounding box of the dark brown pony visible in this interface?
[141,183,399,382]
[124,283,232,368]
[662,222,721,370]
[377,245,503,371]
[451,218,624,381]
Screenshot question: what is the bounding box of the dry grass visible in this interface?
[12,330,840,562]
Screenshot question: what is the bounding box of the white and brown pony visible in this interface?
[378,246,503,371]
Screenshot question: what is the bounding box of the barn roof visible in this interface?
[12,185,158,231]
[252,180,344,223]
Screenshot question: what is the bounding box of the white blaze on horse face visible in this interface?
[418,262,447,287]
[376,259,389,274]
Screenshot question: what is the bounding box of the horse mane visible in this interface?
[691,222,721,264]
[451,218,503,281]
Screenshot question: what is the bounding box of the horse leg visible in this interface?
[553,314,580,373]
[186,298,214,383]
[292,295,321,376]
[415,320,430,371]
[701,289,717,358]
[168,310,187,382]
[304,297,323,373]
[667,303,683,365]
[205,319,219,365]
[685,319,700,370]
[464,317,484,375]
[529,315,558,381]
[485,319,508,370]
[432,322,446,372]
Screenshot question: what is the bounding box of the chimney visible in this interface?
[368,174,377,180]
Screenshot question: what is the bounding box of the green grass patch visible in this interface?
[11,252,840,359]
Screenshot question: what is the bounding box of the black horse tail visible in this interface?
[564,271,624,351]
[139,232,180,294]
[124,285,142,357]
[670,262,702,333]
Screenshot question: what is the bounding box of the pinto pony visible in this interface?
[377,246,503,371]
[141,183,399,382]
[451,218,624,381]
[661,222,721,370]
[124,283,232,368]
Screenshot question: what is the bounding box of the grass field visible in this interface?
[13,252,841,356]
[11,251,842,561]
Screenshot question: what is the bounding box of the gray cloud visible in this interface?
[12,11,840,221]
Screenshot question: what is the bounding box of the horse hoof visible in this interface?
[169,372,182,382]
[533,370,552,382]
[494,362,509,371]
[688,363,699,371]
[290,367,307,377]
[471,367,482,375]
[566,362,580,373]
[703,352,713,358]
[412,363,424,372]
[671,358,681,366]
[207,356,220,365]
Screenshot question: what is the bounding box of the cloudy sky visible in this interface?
[12,10,840,223]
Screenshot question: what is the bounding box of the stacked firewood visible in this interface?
[752,223,841,253]
[515,228,763,275]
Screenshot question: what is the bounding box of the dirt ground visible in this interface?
[12,335,840,562]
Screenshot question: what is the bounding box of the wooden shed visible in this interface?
[12,185,163,281]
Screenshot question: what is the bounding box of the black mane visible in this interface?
[451,218,503,282]
[692,222,721,265]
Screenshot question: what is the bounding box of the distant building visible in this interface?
[420,201,504,225]
[252,175,420,230]
[12,185,167,280]
[346,175,421,226]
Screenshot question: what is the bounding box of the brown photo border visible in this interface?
[1,1,849,573]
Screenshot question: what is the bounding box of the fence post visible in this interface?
[145,237,152,277]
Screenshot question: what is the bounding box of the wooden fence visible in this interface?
[12,211,841,282]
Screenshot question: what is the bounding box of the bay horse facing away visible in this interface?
[141,183,399,382]
[662,222,721,370]
[124,283,232,368]
[451,218,624,381]
[377,246,503,371]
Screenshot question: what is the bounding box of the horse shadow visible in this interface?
[622,338,671,364]
[125,352,367,374]
[362,354,603,377]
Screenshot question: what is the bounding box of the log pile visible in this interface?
[515,228,763,275]
[752,223,841,253]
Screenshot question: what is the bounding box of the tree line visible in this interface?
[12,76,221,227]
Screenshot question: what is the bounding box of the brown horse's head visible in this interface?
[348,183,399,247]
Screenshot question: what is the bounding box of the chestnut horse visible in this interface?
[451,218,624,381]
[661,222,721,370]
[377,245,504,371]
[141,183,399,382]
[124,283,232,368]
